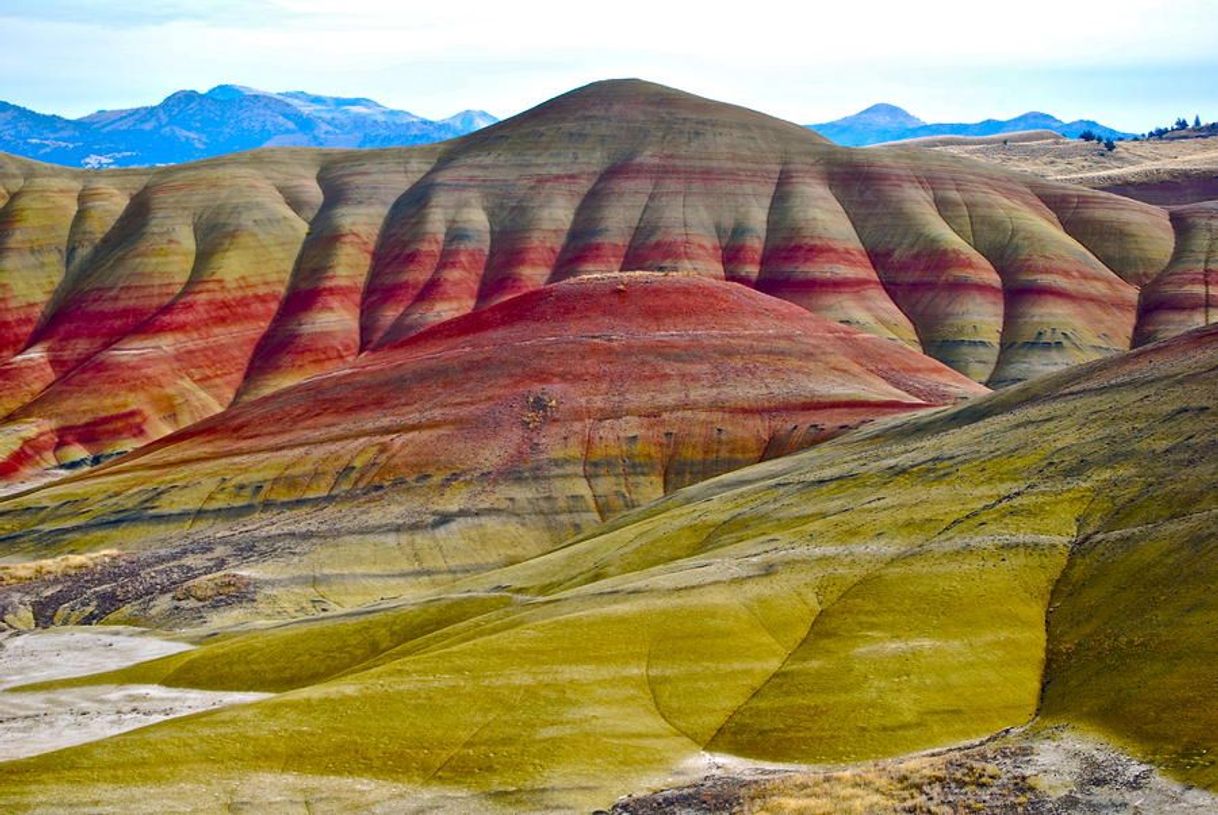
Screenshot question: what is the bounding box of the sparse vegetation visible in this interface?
[521,391,558,429]
[0,551,121,587]
[741,755,1008,815]
[612,728,1214,814]
[171,573,254,604]
[922,128,1218,203]
[1144,114,1212,139]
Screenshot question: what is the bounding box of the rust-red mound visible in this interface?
[0,274,983,625]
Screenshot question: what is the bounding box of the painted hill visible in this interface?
[1,79,1206,495]
[0,85,496,167]
[811,103,1133,146]
[2,318,1214,813]
[1,78,1217,814]
[0,273,983,627]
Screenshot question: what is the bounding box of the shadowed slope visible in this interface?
[0,274,982,627]
[1135,201,1218,344]
[2,323,1213,813]
[0,80,1203,489]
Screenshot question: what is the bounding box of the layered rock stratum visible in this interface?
[0,273,982,626]
[1,78,1217,814]
[0,80,1209,493]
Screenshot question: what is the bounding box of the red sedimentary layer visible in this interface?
[0,80,1209,487]
[1135,202,1218,346]
[0,274,985,615]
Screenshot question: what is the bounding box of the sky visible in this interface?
[0,0,1215,132]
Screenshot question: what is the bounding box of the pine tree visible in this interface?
[1196,115,1203,128]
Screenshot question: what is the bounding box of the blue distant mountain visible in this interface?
[810,103,1133,146]
[0,85,497,168]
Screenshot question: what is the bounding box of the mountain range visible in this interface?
[810,102,1133,146]
[0,88,1135,166]
[0,85,497,168]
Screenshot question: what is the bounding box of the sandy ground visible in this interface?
[918,133,1218,197]
[0,627,268,761]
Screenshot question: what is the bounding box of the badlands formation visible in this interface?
[0,80,1215,813]
[1,80,1206,490]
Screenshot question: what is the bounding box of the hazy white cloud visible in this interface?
[0,0,1214,130]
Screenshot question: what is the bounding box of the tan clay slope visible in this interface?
[0,274,982,628]
[920,131,1218,205]
[0,79,1199,489]
[2,323,1214,814]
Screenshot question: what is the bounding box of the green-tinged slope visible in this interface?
[2,325,1216,813]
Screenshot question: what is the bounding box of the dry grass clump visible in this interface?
[744,754,1015,814]
[521,391,558,429]
[172,573,254,603]
[0,550,122,587]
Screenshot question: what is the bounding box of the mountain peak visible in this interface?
[852,103,926,127]
[204,84,261,101]
[442,109,498,129]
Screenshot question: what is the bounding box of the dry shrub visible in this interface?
[0,550,122,587]
[172,573,254,603]
[745,754,1006,815]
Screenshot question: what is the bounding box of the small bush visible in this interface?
[0,550,121,586]
[173,572,254,603]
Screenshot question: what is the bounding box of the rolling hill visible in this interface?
[1,78,1217,814]
[0,85,496,168]
[910,129,1218,206]
[0,273,983,628]
[0,79,1205,496]
[1,316,1213,814]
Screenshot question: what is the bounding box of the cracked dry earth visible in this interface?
[608,728,1218,814]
